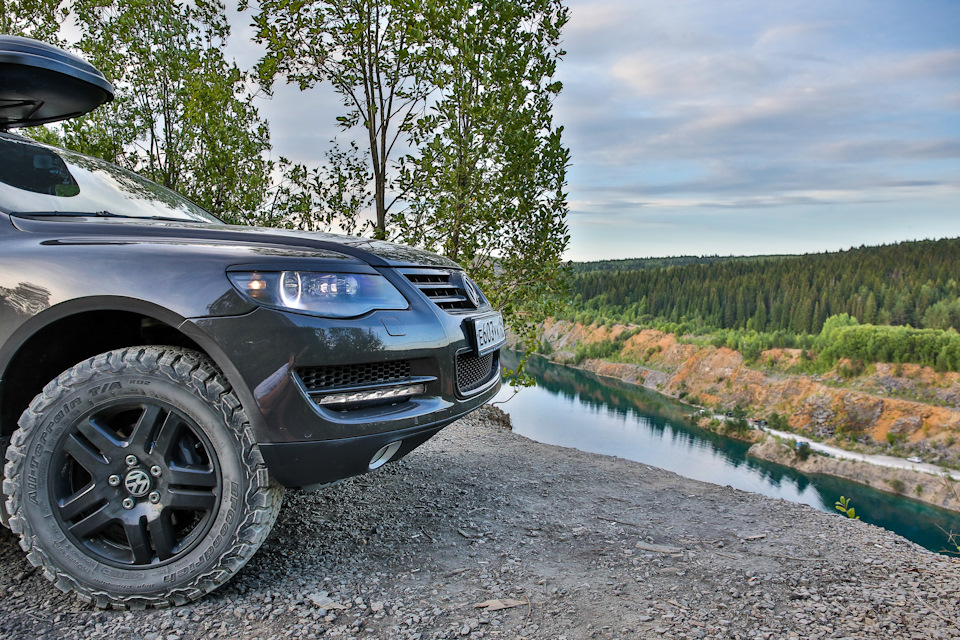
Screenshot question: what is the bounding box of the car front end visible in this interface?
[194,257,505,489]
[0,33,509,608]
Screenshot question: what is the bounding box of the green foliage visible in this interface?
[571,328,638,364]
[768,412,789,430]
[819,322,960,372]
[724,405,749,434]
[16,0,274,224]
[0,0,67,42]
[837,359,866,378]
[571,254,778,274]
[535,339,554,356]
[922,299,960,331]
[794,441,812,461]
[250,0,571,364]
[249,0,434,238]
[395,0,570,360]
[573,339,620,364]
[570,238,960,337]
[835,495,860,520]
[884,478,906,494]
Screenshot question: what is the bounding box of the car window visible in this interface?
[0,134,220,223]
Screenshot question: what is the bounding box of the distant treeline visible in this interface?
[572,254,784,274]
[570,238,960,335]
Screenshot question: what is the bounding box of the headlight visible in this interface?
[228,271,408,318]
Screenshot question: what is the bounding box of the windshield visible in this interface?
[0,133,220,223]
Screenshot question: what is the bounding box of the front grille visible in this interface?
[457,351,498,393]
[403,270,475,311]
[297,361,412,392]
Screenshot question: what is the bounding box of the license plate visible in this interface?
[471,312,506,356]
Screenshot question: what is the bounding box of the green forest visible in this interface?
[572,253,783,274]
[562,238,960,372]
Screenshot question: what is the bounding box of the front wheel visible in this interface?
[3,346,283,609]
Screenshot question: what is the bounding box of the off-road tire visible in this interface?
[3,346,284,609]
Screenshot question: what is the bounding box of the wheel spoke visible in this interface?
[167,489,216,512]
[152,412,182,458]
[74,417,122,460]
[67,505,114,539]
[58,483,107,521]
[128,404,164,452]
[123,519,153,565]
[148,512,177,561]
[61,433,108,474]
[167,465,217,489]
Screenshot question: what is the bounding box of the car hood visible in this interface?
[9,215,460,269]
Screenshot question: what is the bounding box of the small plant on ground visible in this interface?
[536,339,554,355]
[767,412,789,430]
[884,478,906,494]
[885,431,906,446]
[938,526,960,555]
[835,495,860,519]
[725,404,750,435]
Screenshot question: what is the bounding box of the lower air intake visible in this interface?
[456,351,498,394]
[298,361,412,392]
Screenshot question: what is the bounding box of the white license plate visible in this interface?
[472,313,506,356]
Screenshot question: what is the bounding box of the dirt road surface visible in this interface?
[1,406,958,640]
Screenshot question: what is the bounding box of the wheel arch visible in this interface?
[0,296,258,440]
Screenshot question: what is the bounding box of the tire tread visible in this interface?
[3,346,283,610]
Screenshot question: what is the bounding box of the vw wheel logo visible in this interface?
[124,469,151,497]
[462,275,482,308]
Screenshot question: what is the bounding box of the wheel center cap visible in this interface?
[123,469,152,497]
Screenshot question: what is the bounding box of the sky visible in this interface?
[231,0,960,262]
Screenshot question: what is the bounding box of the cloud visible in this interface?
[610,51,775,98]
[819,140,960,162]
[225,0,960,260]
[755,22,835,48]
[880,49,960,82]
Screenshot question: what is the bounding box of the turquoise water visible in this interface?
[496,353,960,555]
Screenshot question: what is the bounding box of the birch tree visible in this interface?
[248,0,433,238]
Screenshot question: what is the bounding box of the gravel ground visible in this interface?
[0,405,958,640]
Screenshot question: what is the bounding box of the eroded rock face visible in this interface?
[890,416,923,437]
[796,393,837,437]
[540,319,960,467]
[749,438,960,511]
[835,395,885,433]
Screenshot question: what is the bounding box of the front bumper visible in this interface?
[189,270,501,487]
[258,403,483,488]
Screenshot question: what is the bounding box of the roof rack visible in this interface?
[0,35,114,131]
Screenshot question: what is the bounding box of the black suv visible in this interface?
[0,35,504,608]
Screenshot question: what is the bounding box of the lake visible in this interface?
[495,352,960,555]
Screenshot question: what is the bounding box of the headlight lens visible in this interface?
[229,271,408,318]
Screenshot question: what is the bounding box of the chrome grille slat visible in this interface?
[402,269,477,311]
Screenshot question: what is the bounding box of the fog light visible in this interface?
[317,383,425,406]
[369,441,402,470]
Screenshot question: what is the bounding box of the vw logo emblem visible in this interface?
[124,469,151,497]
[462,275,482,308]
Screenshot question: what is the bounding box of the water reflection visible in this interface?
[499,352,960,554]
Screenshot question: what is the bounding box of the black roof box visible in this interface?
[0,35,114,130]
